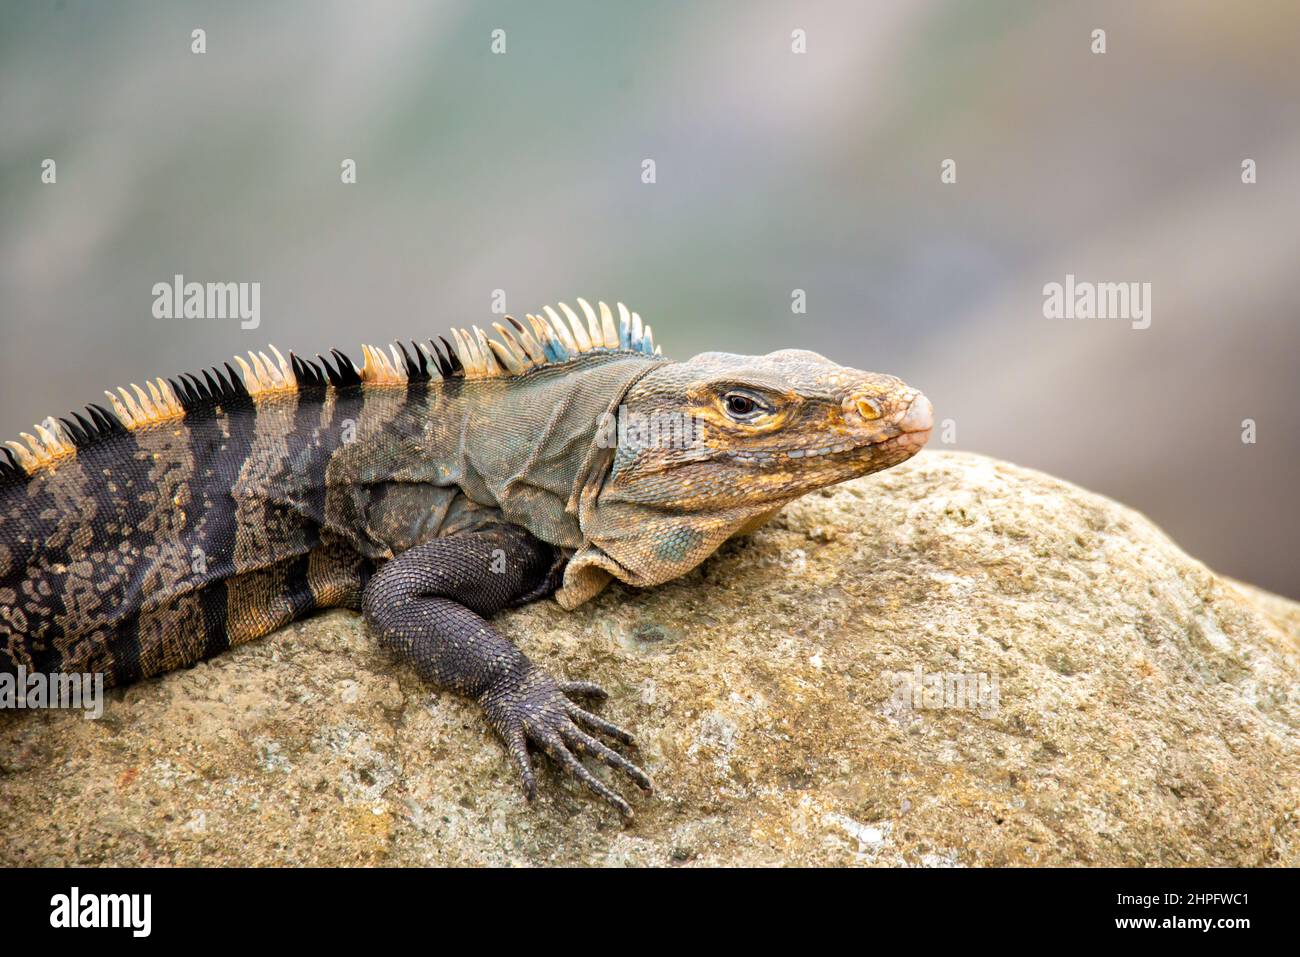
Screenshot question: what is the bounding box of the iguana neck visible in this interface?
[322,351,667,556]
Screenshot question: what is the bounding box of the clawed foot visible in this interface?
[480,667,652,817]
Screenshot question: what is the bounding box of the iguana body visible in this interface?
[0,299,932,815]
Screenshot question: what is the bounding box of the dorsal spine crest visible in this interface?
[1,298,660,479]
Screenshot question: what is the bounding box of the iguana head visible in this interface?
[607,348,931,506]
[559,346,932,607]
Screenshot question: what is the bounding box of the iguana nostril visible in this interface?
[899,393,934,433]
[856,397,882,420]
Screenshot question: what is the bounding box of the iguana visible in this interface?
[0,299,932,816]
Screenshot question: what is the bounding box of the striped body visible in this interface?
[0,370,361,685]
[0,302,665,687]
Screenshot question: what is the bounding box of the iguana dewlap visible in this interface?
[0,299,932,816]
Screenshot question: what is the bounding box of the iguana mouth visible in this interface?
[870,429,931,455]
[724,431,929,464]
[784,440,871,459]
[781,430,929,459]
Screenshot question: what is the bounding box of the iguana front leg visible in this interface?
[361,526,652,817]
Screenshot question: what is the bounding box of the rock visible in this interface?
[1,451,1297,866]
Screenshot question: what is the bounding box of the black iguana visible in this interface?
[0,299,933,816]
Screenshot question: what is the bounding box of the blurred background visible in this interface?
[2,1,1297,596]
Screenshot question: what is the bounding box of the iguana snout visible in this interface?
[854,387,932,456]
[843,379,932,442]
[898,391,934,436]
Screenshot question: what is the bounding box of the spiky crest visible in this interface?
[0,299,661,480]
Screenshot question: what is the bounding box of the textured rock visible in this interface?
[2,451,1297,866]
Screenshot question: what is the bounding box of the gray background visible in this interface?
[2,1,1297,596]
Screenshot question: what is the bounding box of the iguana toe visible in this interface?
[482,667,649,817]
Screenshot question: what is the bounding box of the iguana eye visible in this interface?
[723,391,764,419]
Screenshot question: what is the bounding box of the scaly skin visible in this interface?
[0,300,931,817]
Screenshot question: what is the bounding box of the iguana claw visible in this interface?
[481,666,651,817]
